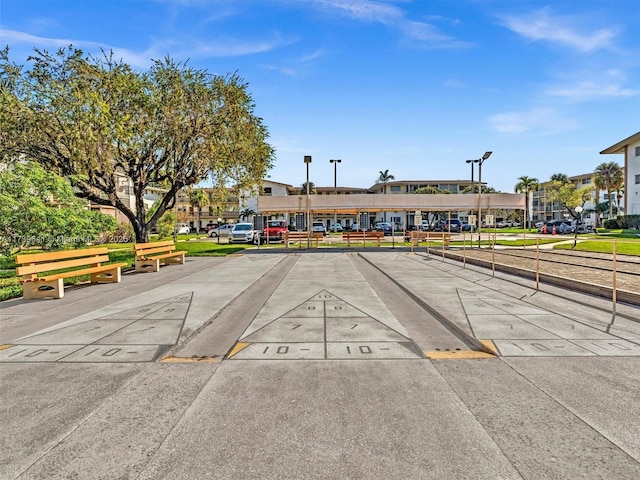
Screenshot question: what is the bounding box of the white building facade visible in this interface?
[601,131,640,216]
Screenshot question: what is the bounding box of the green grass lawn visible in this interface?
[3,234,638,302]
[554,240,640,255]
[0,241,251,302]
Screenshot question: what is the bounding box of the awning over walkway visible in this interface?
[257,193,525,214]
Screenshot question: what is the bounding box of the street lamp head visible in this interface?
[575,206,584,213]
[330,159,342,164]
[466,159,479,164]
[304,155,312,164]
[482,151,492,160]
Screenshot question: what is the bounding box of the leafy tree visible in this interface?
[187,188,209,233]
[514,175,540,229]
[0,162,116,254]
[545,180,592,221]
[0,46,274,242]
[594,162,623,221]
[376,170,395,193]
[156,210,176,240]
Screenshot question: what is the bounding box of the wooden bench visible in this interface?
[15,248,126,300]
[283,231,324,247]
[342,231,385,246]
[134,240,186,273]
[406,231,451,247]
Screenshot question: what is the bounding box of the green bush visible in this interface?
[621,215,640,229]
[603,218,621,229]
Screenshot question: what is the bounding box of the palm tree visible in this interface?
[514,176,540,230]
[594,162,623,220]
[187,188,210,234]
[550,173,569,184]
[300,181,316,194]
[239,208,256,221]
[376,170,395,193]
[615,184,624,215]
[376,170,395,222]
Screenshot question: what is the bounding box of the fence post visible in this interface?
[612,239,617,318]
[492,231,495,277]
[536,237,540,290]
[463,232,466,268]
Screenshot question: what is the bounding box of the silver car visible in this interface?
[208,224,234,238]
[229,223,258,244]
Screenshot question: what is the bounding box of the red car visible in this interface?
[260,220,288,242]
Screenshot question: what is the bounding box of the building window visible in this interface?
[635,174,640,184]
[635,146,640,156]
[263,187,272,196]
[581,178,591,185]
[390,186,401,192]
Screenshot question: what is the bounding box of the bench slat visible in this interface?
[30,263,127,282]
[15,247,109,265]
[16,254,111,276]
[149,251,184,260]
[137,245,176,257]
[134,240,176,251]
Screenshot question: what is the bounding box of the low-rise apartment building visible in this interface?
[601,131,640,216]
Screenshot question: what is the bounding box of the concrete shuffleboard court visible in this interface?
[1,251,639,479]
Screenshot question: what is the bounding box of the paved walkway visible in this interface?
[1,252,639,479]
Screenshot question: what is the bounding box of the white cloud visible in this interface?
[546,69,639,101]
[1,29,155,68]
[310,0,402,24]
[547,81,638,101]
[489,108,577,135]
[1,28,295,69]
[304,0,469,48]
[500,8,617,52]
[1,29,101,50]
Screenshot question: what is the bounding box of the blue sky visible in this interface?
[2,0,639,192]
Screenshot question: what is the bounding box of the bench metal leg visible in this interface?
[23,278,64,300]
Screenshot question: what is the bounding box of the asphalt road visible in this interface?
[1,251,639,479]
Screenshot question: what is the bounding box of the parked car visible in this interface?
[461,222,476,232]
[260,220,288,242]
[205,222,218,232]
[176,224,190,235]
[575,223,595,234]
[433,219,463,233]
[208,224,234,238]
[539,220,573,234]
[312,221,327,235]
[375,222,393,234]
[329,223,343,232]
[229,223,258,243]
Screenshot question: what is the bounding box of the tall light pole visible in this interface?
[304,155,312,248]
[330,159,341,230]
[466,159,479,236]
[476,151,492,247]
